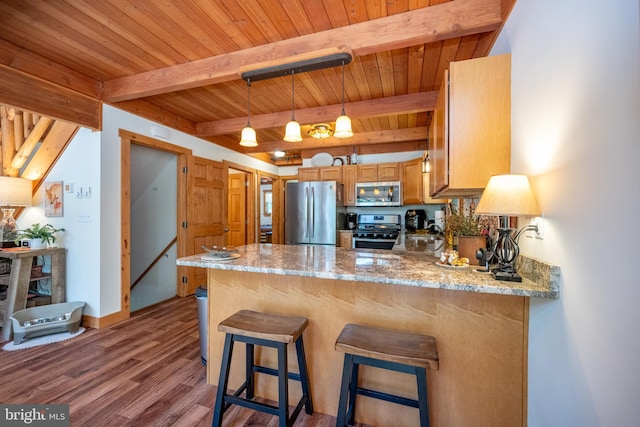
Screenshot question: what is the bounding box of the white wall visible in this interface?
[18,128,102,316]
[492,0,640,425]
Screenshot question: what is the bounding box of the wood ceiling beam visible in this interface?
[0,39,101,99]
[109,99,197,135]
[0,66,101,130]
[240,127,428,154]
[196,92,437,137]
[101,0,501,102]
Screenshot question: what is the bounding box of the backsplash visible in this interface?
[516,255,561,297]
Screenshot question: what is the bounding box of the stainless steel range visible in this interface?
[352,214,401,250]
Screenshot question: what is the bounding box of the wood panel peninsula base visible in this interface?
[178,244,559,426]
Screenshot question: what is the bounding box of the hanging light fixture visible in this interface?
[334,60,353,138]
[308,123,334,139]
[239,79,258,147]
[422,152,431,173]
[284,70,302,142]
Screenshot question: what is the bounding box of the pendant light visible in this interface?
[283,70,302,142]
[334,60,353,138]
[239,79,258,147]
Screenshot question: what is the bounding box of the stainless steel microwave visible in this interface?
[355,181,402,206]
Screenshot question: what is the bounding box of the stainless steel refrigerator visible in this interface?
[285,181,345,245]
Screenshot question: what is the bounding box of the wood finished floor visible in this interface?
[0,296,367,427]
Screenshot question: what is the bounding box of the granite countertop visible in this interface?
[177,243,559,299]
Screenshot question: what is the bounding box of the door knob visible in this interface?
[224,228,229,232]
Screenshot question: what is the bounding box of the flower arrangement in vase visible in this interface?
[445,200,496,265]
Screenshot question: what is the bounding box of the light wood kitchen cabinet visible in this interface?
[298,166,343,182]
[298,167,319,182]
[430,53,511,197]
[356,162,400,182]
[402,157,448,204]
[356,164,378,182]
[343,165,357,206]
[319,166,343,182]
[378,162,401,180]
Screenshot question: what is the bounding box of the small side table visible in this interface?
[0,247,66,341]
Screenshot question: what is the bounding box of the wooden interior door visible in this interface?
[227,172,247,247]
[180,155,226,296]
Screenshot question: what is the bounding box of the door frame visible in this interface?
[120,130,191,320]
[258,171,285,244]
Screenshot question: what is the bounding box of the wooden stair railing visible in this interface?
[130,236,178,291]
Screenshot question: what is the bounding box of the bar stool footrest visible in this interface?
[253,364,303,382]
[356,387,420,408]
[225,395,279,416]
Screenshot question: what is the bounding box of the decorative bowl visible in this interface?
[201,245,239,258]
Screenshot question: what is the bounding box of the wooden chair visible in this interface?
[212,310,313,427]
[335,324,439,427]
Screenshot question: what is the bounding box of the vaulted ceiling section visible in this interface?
[0,0,515,166]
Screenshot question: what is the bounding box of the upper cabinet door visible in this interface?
[430,54,512,198]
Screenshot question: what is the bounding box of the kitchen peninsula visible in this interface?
[177,244,559,426]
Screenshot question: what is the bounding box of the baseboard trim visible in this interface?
[82,310,129,329]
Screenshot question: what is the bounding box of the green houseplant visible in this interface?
[445,205,489,265]
[16,223,65,249]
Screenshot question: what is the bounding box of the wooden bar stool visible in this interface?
[335,324,439,427]
[212,310,314,427]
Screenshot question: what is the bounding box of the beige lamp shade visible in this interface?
[284,120,302,142]
[334,114,353,138]
[239,126,258,147]
[0,177,33,206]
[475,174,540,217]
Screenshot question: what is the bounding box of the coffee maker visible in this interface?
[346,212,358,230]
[404,209,427,231]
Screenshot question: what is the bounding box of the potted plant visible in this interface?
[16,223,65,249]
[446,204,491,265]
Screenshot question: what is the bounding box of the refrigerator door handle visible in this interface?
[310,187,315,238]
[304,187,309,238]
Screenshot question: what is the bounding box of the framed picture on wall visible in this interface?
[44,181,64,217]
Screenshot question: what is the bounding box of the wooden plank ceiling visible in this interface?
[0,0,515,166]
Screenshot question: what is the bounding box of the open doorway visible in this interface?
[259,176,273,243]
[129,144,178,311]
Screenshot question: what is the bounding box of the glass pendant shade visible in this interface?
[284,120,302,142]
[334,114,353,138]
[239,126,258,147]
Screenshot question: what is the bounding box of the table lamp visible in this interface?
[0,177,33,248]
[474,174,540,282]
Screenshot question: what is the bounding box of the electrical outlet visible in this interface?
[532,214,544,240]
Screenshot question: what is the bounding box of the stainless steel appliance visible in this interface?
[355,181,401,206]
[346,212,358,230]
[352,214,401,250]
[285,181,345,245]
[405,209,427,231]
